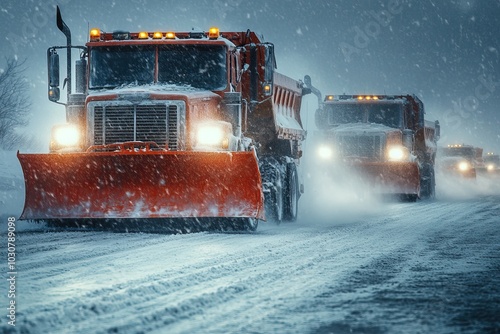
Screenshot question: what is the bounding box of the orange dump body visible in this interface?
[18,149,264,221]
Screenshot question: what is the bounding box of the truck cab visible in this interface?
[437,144,482,179]
[314,94,440,200]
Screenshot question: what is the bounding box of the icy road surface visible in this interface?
[1,151,499,333]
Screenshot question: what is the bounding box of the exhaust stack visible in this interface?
[56,6,72,97]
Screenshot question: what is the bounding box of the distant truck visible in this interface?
[478,152,500,176]
[437,144,482,179]
[313,94,440,201]
[17,7,312,231]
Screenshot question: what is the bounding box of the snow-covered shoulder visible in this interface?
[0,150,29,229]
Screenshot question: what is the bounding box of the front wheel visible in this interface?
[283,163,299,222]
[264,168,283,224]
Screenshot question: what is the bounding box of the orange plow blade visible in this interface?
[350,161,420,196]
[18,151,264,220]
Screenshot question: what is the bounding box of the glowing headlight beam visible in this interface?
[317,145,333,160]
[388,147,405,161]
[197,126,224,147]
[458,161,470,171]
[54,125,80,147]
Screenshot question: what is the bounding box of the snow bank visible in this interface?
[0,151,38,231]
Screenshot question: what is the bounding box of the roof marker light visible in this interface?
[90,28,101,41]
[153,32,163,39]
[208,27,220,39]
[138,31,149,39]
[165,31,176,39]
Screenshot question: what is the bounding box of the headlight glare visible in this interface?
[50,124,81,152]
[194,121,232,150]
[388,147,405,161]
[458,161,470,171]
[318,145,333,160]
[197,126,224,146]
[54,124,80,147]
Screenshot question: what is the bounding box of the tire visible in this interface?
[264,168,283,224]
[420,164,436,199]
[283,163,299,222]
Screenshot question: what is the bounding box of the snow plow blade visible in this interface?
[18,150,264,221]
[350,161,420,196]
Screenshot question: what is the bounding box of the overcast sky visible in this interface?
[1,0,499,152]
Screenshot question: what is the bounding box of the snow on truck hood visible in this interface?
[327,123,399,135]
[88,83,219,99]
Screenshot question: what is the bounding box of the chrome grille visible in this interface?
[93,104,181,149]
[167,105,179,151]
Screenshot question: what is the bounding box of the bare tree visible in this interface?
[0,58,32,150]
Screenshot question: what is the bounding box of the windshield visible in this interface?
[441,147,475,159]
[158,45,226,90]
[89,44,227,90]
[327,102,403,128]
[90,46,155,88]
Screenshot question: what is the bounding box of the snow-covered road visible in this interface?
[1,196,499,333]
[1,151,500,333]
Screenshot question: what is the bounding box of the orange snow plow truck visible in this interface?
[313,93,440,201]
[18,7,311,231]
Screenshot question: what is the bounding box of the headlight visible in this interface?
[194,122,231,150]
[387,146,407,161]
[317,145,333,160]
[487,164,495,171]
[197,126,224,146]
[50,124,81,151]
[458,161,471,171]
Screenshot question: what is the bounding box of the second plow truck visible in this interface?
[481,152,500,176]
[437,144,483,179]
[314,94,440,201]
[17,7,311,231]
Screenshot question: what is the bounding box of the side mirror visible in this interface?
[304,75,312,87]
[48,86,60,102]
[435,120,441,141]
[48,50,60,102]
[75,58,87,94]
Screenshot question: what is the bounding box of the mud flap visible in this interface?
[18,151,264,220]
